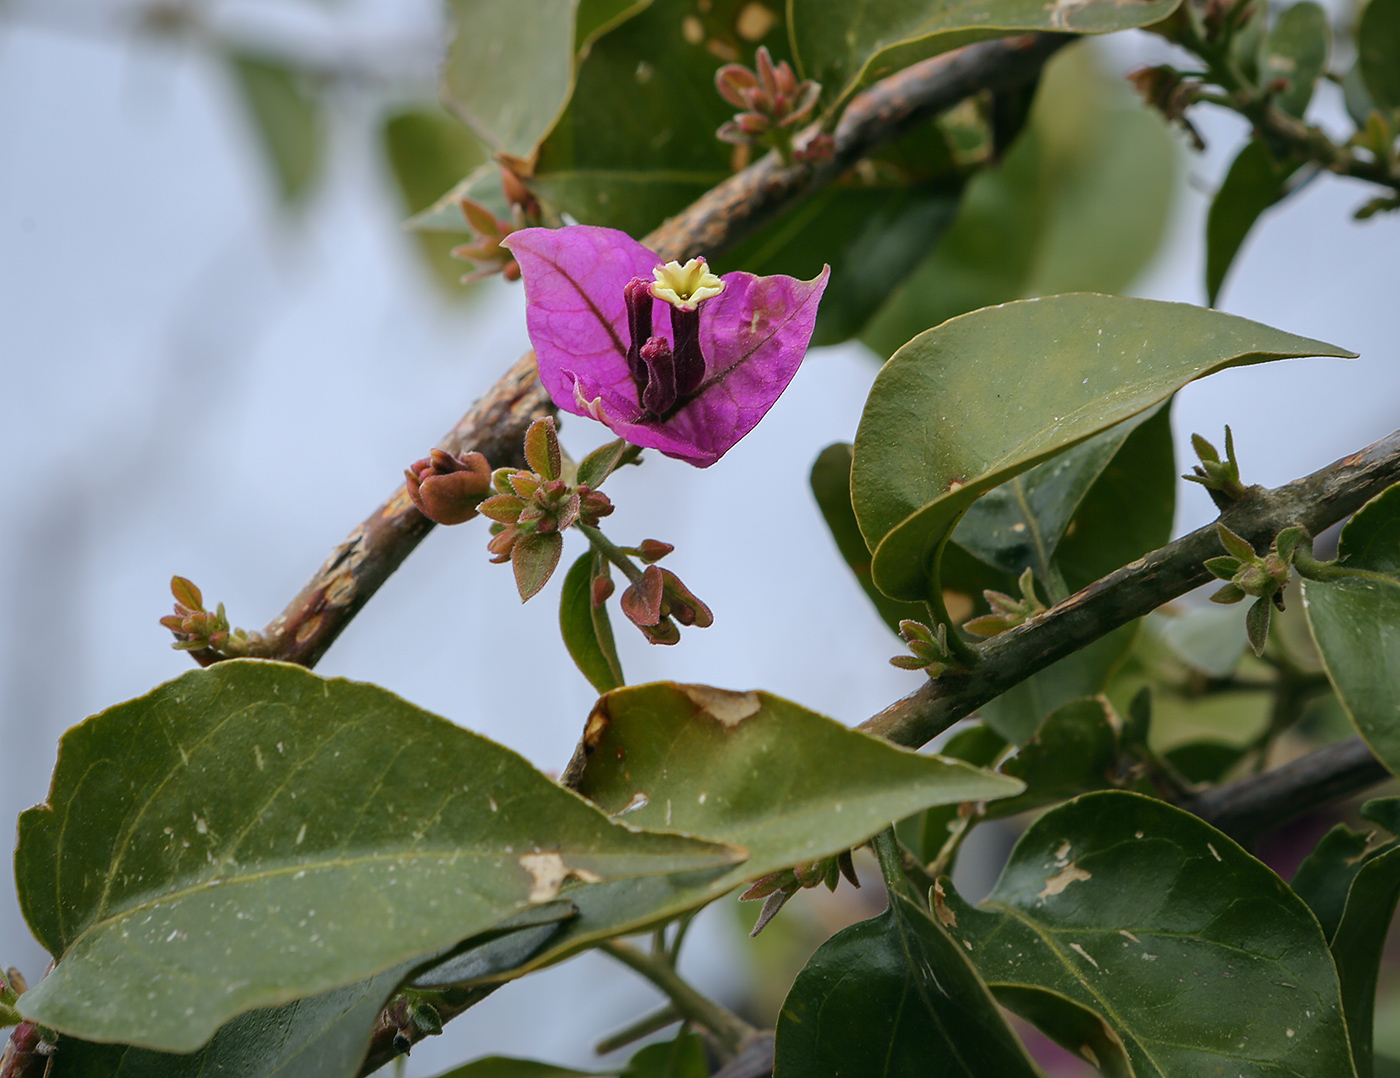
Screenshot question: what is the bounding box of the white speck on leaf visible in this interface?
[1069,943,1099,969]
[1039,863,1091,898]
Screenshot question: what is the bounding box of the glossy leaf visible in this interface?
[227,51,324,204]
[809,442,926,636]
[991,985,1136,1078]
[1359,0,1400,112]
[1205,140,1302,306]
[1330,820,1400,1076]
[717,176,962,346]
[942,791,1358,1077]
[774,888,1046,1077]
[47,963,413,1078]
[985,697,1120,819]
[952,408,1159,593]
[1294,822,1391,943]
[570,683,1023,874]
[851,295,1351,602]
[14,662,740,1051]
[1302,485,1400,775]
[527,1,787,237]
[1258,2,1330,117]
[560,552,625,693]
[861,45,1177,357]
[789,0,1182,108]
[441,0,650,158]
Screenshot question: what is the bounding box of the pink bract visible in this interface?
[501,225,828,468]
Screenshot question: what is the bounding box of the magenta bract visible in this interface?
[502,225,828,467]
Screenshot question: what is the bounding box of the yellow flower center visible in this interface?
[650,258,725,311]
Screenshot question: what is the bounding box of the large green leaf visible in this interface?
[1258,2,1330,118]
[788,0,1182,108]
[985,697,1120,817]
[227,51,324,204]
[1359,0,1400,112]
[861,44,1178,357]
[1303,485,1400,775]
[441,0,650,158]
[1205,140,1302,306]
[992,985,1136,1077]
[14,662,739,1051]
[1330,800,1400,1078]
[851,295,1351,601]
[774,888,1046,1077]
[618,1031,708,1078]
[47,963,414,1078]
[527,1,786,237]
[942,791,1358,1077]
[569,682,1023,871]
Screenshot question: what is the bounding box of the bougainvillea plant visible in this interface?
[7,1,1400,1076]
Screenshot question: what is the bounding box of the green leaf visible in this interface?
[809,442,926,636]
[851,295,1352,602]
[980,625,1138,746]
[1053,400,1177,596]
[952,407,1162,592]
[577,439,629,490]
[1302,485,1400,775]
[429,1059,602,1078]
[527,1,787,236]
[1258,2,1330,117]
[570,683,1023,875]
[15,662,740,1051]
[227,52,324,204]
[861,44,1178,357]
[560,552,625,693]
[774,888,1046,1077]
[440,0,650,158]
[716,173,963,346]
[1205,139,1302,306]
[1360,0,1400,112]
[986,697,1121,818]
[898,724,1006,864]
[1331,829,1400,1076]
[513,531,564,600]
[49,963,415,1078]
[789,0,1182,109]
[619,1030,708,1078]
[943,791,1359,1077]
[991,985,1136,1078]
[1161,740,1247,784]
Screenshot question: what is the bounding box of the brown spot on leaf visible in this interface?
[1039,862,1092,898]
[933,881,958,928]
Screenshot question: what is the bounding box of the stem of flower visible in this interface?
[598,940,756,1054]
[578,524,645,586]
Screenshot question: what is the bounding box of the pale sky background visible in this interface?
[1,1,1398,1073]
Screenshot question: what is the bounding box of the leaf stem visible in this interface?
[578,524,645,586]
[1293,542,1399,586]
[598,940,757,1054]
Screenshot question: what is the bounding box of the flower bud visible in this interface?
[658,568,713,628]
[405,449,492,526]
[579,488,615,525]
[621,565,666,627]
[635,539,674,563]
[592,572,615,606]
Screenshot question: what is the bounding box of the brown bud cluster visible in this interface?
[618,564,713,646]
[450,164,542,283]
[1127,65,1205,150]
[715,47,821,153]
[740,849,860,936]
[405,449,492,526]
